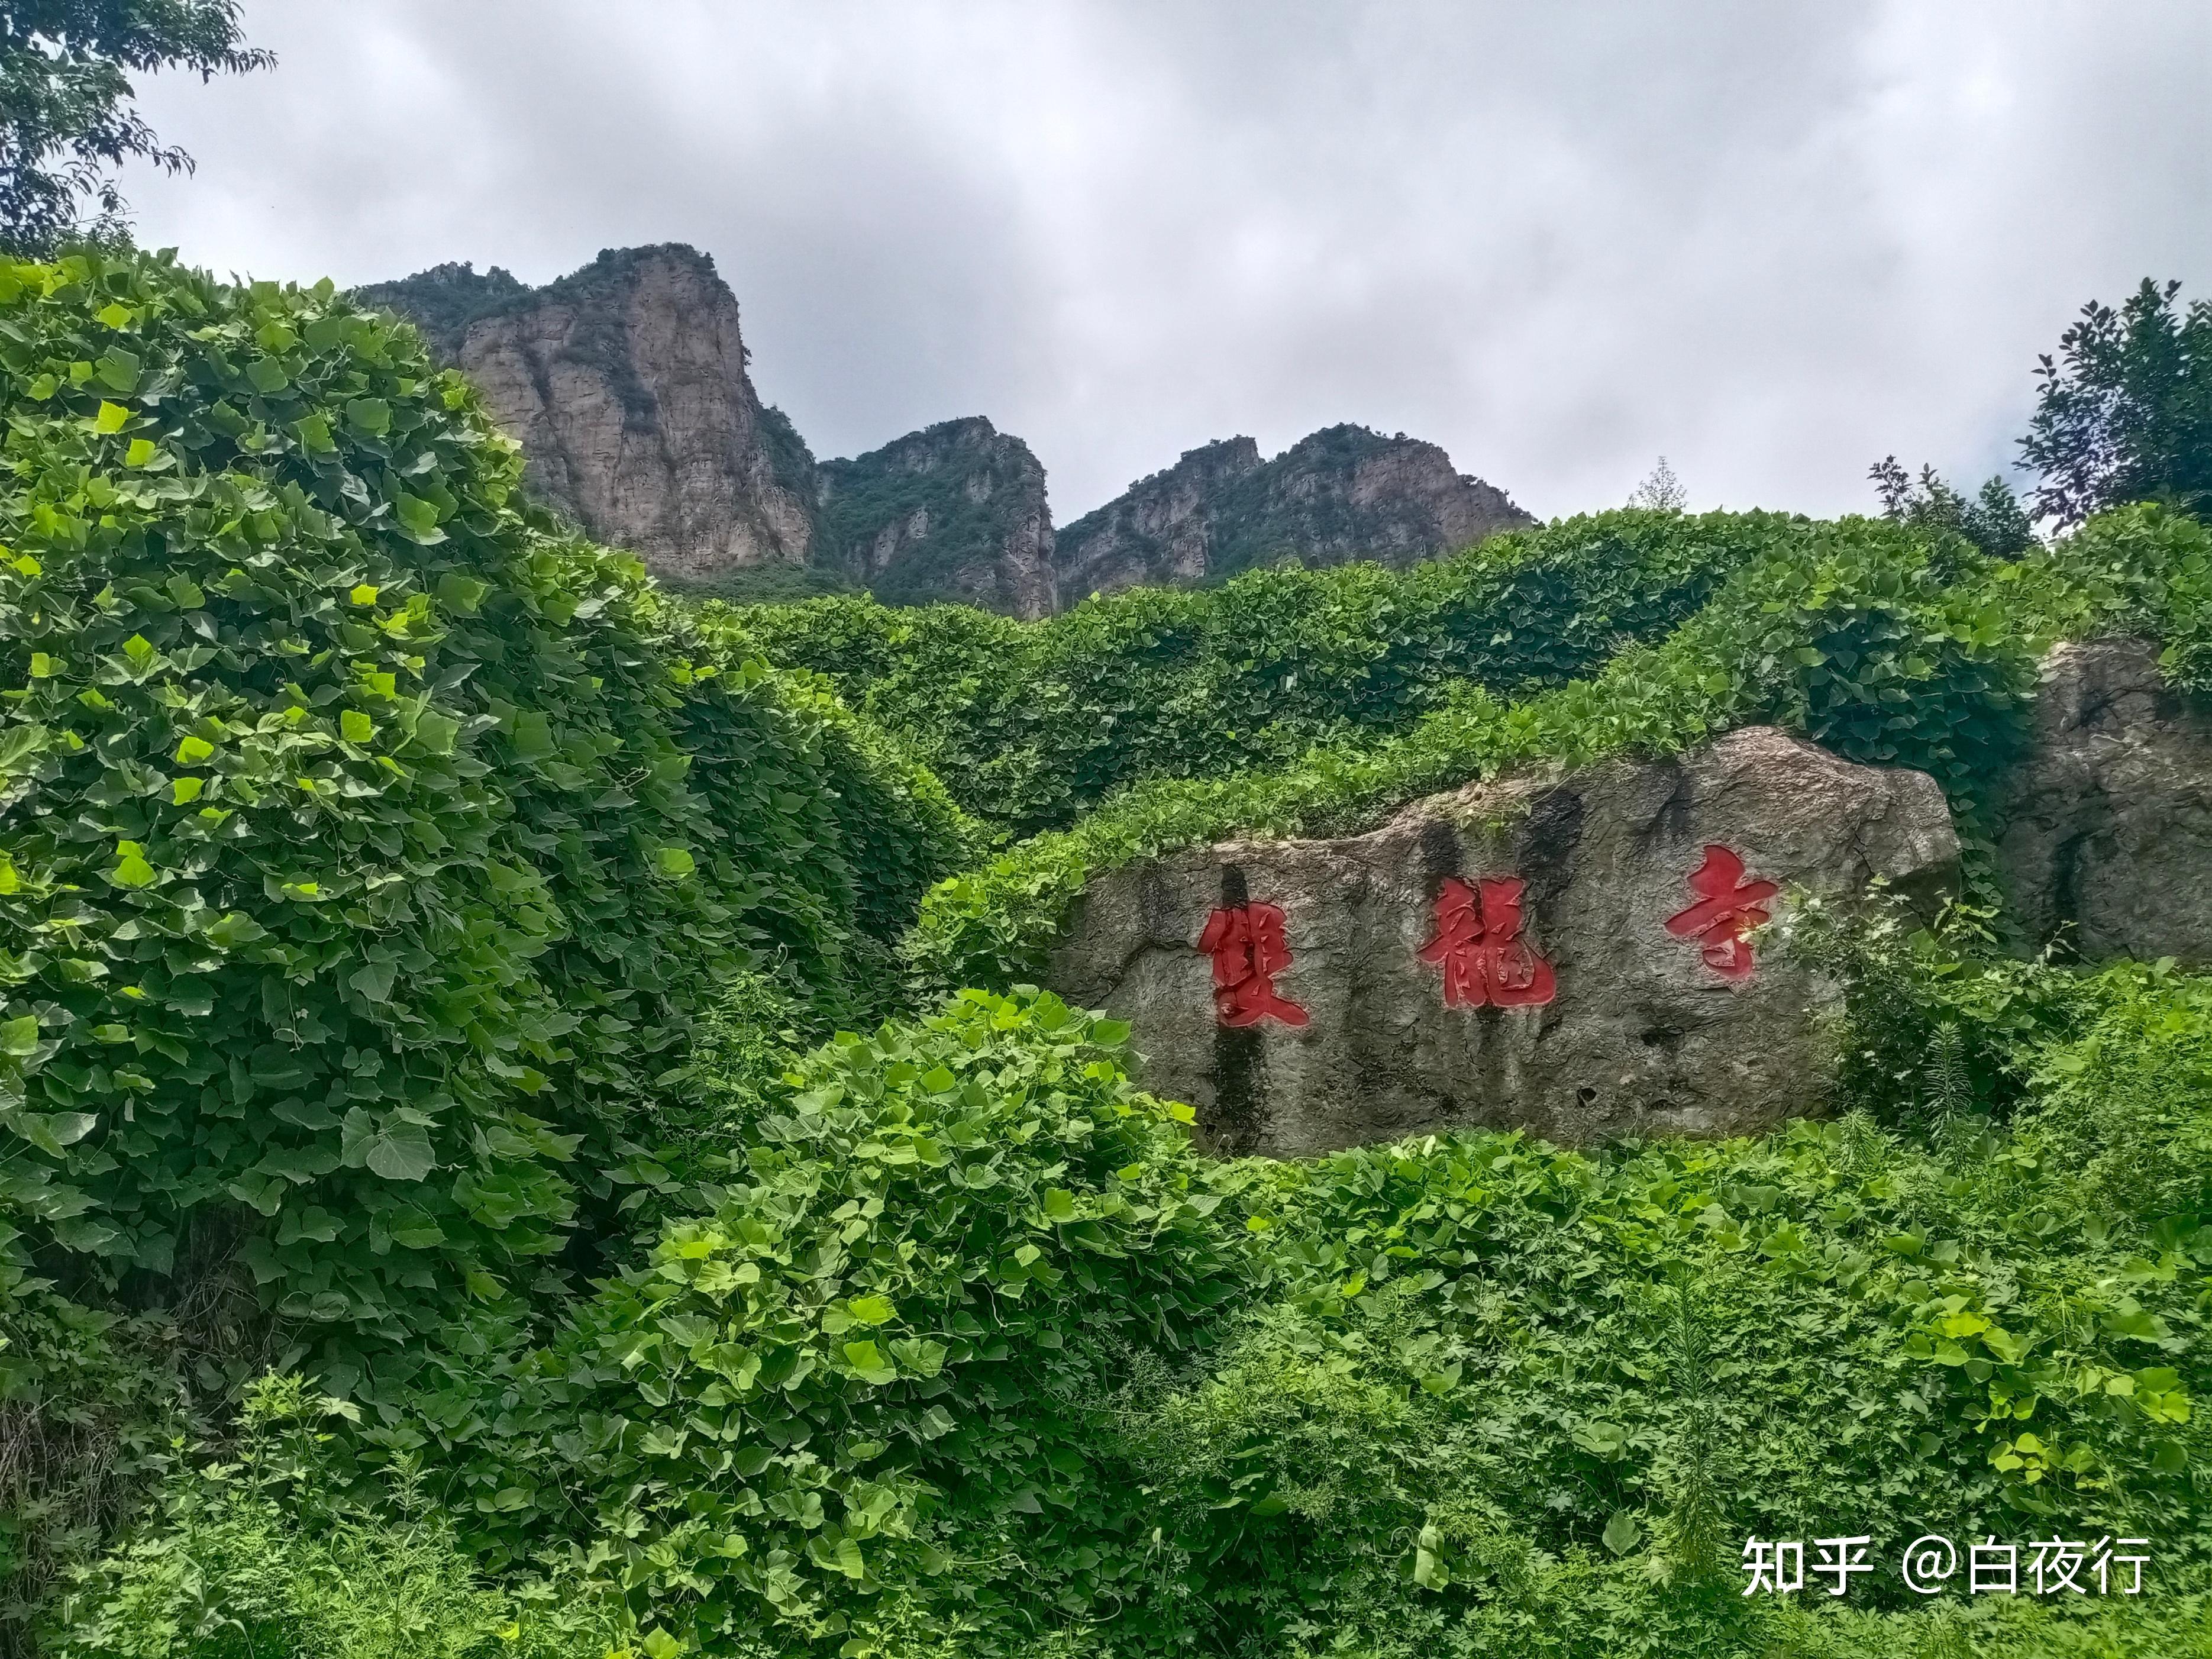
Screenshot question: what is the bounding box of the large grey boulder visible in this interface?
[1050,727,1959,1155]
[1997,638,2212,965]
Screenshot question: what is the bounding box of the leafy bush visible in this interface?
[367,989,1238,1654]
[725,509,1809,838]
[2023,278,2212,528]
[0,248,963,1376]
[174,963,2200,1658]
[51,1375,630,1658]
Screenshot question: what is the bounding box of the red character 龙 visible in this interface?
[1197,902,1310,1028]
[1665,845,1781,982]
[1417,875,1557,1008]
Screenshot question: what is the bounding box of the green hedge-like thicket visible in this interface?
[723,510,1810,838]
[207,967,2211,1658]
[905,508,2212,998]
[0,250,965,1374]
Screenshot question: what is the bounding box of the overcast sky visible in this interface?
[120,2,2210,523]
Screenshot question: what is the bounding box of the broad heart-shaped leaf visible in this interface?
[348,956,396,1004]
[847,1293,896,1325]
[107,851,157,889]
[340,1107,436,1182]
[1601,1510,1642,1557]
[0,1015,40,1056]
[0,724,47,775]
[95,347,140,391]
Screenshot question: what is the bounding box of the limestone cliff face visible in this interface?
[360,247,819,585]
[1057,425,1533,603]
[818,418,1057,619]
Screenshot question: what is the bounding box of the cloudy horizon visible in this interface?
[114,1,2212,524]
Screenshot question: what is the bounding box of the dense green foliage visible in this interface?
[52,1376,632,1658]
[0,1,269,256]
[905,506,2212,997]
[70,958,2212,1657]
[731,509,1802,839]
[0,244,969,1638]
[14,247,2212,1658]
[2024,278,2212,528]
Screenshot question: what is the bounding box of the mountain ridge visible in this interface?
[364,245,1530,611]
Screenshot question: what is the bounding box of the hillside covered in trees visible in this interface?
[0,244,2210,1659]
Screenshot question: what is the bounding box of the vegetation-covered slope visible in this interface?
[729,508,1811,840]
[905,505,2211,995]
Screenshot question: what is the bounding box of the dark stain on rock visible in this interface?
[1643,764,1697,848]
[1418,818,1462,900]
[1220,863,1250,909]
[1206,861,1267,1154]
[1516,787,1584,902]
[1207,1026,1267,1154]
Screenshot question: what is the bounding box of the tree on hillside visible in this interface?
[1869,455,2035,558]
[2020,278,2212,527]
[0,0,269,256]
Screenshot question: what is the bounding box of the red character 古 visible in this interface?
[1417,875,1557,1008]
[1197,902,1310,1028]
[1665,845,1781,982]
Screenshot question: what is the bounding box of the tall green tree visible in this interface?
[2021,277,2212,527]
[0,0,269,256]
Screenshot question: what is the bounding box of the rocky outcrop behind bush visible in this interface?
[2000,637,2212,965]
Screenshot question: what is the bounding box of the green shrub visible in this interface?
[248,964,2212,1658]
[367,989,1239,1653]
[50,1375,631,1658]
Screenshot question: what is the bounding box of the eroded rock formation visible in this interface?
[817,417,1058,619]
[361,247,820,585]
[1055,425,1533,602]
[1998,638,2212,964]
[1050,727,1959,1155]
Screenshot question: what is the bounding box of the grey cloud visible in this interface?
[120,1,2212,521]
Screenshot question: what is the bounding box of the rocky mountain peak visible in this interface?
[1057,424,1532,603]
[360,244,819,585]
[817,417,1057,619]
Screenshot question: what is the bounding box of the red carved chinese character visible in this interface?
[1197,902,1310,1028]
[1665,845,1781,982]
[1416,876,1557,1008]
